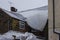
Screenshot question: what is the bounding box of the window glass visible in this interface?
[19,21,25,29]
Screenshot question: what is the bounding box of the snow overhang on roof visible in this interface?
[19,6,48,31]
[0,5,48,31]
[2,9,26,21]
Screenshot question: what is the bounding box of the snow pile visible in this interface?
[0,31,43,40]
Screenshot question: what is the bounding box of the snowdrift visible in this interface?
[0,31,43,40]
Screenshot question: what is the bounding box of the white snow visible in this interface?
[0,31,43,40]
[19,6,48,31]
[1,6,48,31]
[2,9,26,21]
[0,0,48,31]
[0,0,48,11]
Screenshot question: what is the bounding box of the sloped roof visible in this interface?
[2,9,26,21]
[19,6,48,13]
[0,5,48,31]
[19,6,48,31]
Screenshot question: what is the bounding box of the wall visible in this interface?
[12,18,19,31]
[0,9,10,34]
[49,0,59,40]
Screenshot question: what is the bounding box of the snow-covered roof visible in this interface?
[19,6,48,31]
[2,9,26,21]
[19,6,48,13]
[1,5,48,31]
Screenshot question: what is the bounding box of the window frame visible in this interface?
[19,21,25,29]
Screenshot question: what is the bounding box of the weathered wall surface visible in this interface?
[54,0,60,33]
[49,0,59,40]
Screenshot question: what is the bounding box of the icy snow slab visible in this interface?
[0,31,43,40]
[20,9,48,31]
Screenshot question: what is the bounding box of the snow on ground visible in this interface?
[0,30,43,40]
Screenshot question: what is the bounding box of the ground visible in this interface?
[0,30,43,40]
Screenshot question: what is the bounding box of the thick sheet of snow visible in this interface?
[2,9,26,21]
[0,0,48,11]
[1,6,48,31]
[3,6,48,31]
[0,31,43,40]
[19,7,48,31]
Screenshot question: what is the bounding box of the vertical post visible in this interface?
[53,0,60,40]
[53,0,55,33]
[59,34,60,40]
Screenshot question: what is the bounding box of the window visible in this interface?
[0,13,3,18]
[19,21,25,29]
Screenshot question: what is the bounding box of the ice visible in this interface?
[0,0,48,11]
